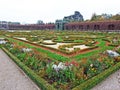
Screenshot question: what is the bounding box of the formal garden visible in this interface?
[0,30,120,90]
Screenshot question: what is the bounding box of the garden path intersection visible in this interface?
[0,49,40,90]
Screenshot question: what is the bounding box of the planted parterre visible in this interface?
[1,30,120,90]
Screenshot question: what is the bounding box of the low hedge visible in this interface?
[41,42,57,45]
[72,61,120,90]
[102,38,111,42]
[2,47,56,90]
[109,44,119,47]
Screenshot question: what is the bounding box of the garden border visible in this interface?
[2,47,56,90]
[3,46,120,90]
[72,60,120,90]
[2,38,120,90]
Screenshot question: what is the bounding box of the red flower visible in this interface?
[65,61,70,66]
[70,61,79,67]
[65,61,79,67]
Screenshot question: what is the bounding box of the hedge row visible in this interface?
[109,44,119,47]
[102,38,111,42]
[2,47,56,90]
[72,61,120,90]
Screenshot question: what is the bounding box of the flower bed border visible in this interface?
[2,47,56,90]
[72,60,120,90]
[2,45,120,90]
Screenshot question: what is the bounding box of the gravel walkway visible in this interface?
[92,69,120,90]
[0,49,40,90]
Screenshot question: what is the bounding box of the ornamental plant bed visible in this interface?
[1,30,120,90]
[13,37,99,57]
[2,38,120,90]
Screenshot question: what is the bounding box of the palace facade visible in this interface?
[7,20,120,32]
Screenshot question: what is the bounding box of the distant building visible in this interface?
[0,21,20,30]
[55,11,84,30]
[8,22,20,25]
[55,20,67,30]
[63,11,84,22]
[0,21,9,30]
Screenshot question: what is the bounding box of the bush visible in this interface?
[46,64,75,83]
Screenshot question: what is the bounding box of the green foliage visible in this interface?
[57,36,63,42]
[91,13,97,21]
[17,53,27,62]
[101,57,114,69]
[46,64,75,83]
[1,31,120,90]
[111,14,120,20]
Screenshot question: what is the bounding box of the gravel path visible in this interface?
[0,49,40,90]
[92,69,120,90]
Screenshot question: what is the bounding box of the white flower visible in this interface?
[106,50,119,57]
[0,40,7,44]
[52,64,59,72]
[52,62,67,72]
[22,48,32,52]
[90,64,93,67]
[58,62,66,70]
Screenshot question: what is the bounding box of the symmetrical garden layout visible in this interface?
[0,30,120,90]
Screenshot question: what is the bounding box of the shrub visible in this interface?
[46,64,75,83]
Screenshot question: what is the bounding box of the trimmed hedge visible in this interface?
[72,61,120,90]
[41,42,57,45]
[2,47,56,90]
[109,44,119,47]
[102,38,111,42]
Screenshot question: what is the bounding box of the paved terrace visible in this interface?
[0,49,40,90]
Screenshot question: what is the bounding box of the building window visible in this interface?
[87,25,90,29]
[79,25,83,30]
[94,25,100,30]
[108,24,115,30]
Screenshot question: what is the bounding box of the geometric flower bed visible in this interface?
[10,31,99,56]
[1,31,120,90]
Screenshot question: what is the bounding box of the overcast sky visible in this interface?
[0,0,119,24]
